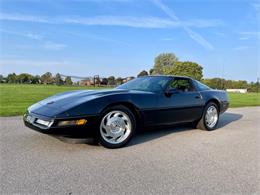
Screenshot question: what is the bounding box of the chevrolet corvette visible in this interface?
[24,76,229,148]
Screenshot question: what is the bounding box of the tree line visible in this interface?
[0,72,129,86]
[202,78,259,92]
[0,72,73,85]
[1,52,259,92]
[137,52,259,92]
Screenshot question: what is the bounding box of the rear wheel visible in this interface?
[98,105,136,148]
[195,102,219,131]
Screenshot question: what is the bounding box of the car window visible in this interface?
[169,79,194,92]
[117,76,171,92]
[195,80,211,91]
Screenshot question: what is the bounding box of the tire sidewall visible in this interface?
[98,105,136,148]
[203,102,219,131]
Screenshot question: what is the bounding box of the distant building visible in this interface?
[80,78,93,86]
[80,76,135,86]
[80,77,100,86]
[226,89,247,93]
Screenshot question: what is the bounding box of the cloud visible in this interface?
[62,16,222,28]
[213,32,226,37]
[2,0,132,2]
[239,37,250,40]
[42,41,67,50]
[150,0,214,50]
[66,31,131,46]
[161,38,174,41]
[251,1,260,12]
[0,13,49,23]
[69,0,132,2]
[0,29,43,40]
[0,59,69,67]
[0,13,223,29]
[26,32,43,40]
[233,46,250,51]
[0,29,66,50]
[239,31,260,39]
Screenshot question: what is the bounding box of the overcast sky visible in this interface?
[0,0,259,81]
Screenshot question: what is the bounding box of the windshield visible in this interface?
[117,76,171,92]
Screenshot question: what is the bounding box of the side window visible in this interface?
[195,80,211,91]
[169,79,194,92]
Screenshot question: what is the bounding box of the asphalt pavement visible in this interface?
[0,107,259,194]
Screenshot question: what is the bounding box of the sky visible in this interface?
[0,0,259,82]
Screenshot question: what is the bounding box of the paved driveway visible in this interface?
[0,107,259,194]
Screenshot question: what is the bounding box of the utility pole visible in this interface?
[94,75,99,87]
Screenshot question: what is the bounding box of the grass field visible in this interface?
[0,84,259,116]
[0,84,108,116]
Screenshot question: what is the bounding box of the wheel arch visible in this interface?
[101,101,143,127]
[205,98,221,112]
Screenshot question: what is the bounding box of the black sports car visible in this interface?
[24,76,229,148]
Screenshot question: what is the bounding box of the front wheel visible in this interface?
[98,105,136,148]
[195,102,219,131]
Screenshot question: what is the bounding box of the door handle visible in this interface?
[195,96,201,99]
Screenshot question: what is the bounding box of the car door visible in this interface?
[154,78,204,125]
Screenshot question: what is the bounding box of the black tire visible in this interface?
[195,102,219,131]
[98,105,136,149]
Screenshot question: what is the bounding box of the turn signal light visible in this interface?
[57,119,87,127]
[76,119,87,125]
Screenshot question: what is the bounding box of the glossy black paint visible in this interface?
[23,76,229,137]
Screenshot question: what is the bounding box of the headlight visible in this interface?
[35,118,54,128]
[57,119,87,127]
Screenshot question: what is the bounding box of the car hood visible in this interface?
[34,89,130,107]
[28,89,132,117]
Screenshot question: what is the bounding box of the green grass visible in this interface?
[0,84,108,117]
[0,84,259,116]
[228,92,260,108]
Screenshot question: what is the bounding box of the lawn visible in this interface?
[0,84,109,116]
[228,92,260,107]
[0,84,259,116]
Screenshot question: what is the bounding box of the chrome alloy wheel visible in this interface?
[100,111,132,144]
[205,105,218,128]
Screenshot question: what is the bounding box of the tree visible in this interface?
[202,78,225,89]
[115,77,123,85]
[0,74,4,83]
[149,69,154,75]
[202,78,254,90]
[41,72,53,84]
[17,73,34,83]
[6,73,17,83]
[107,76,116,86]
[164,61,203,81]
[31,75,41,84]
[65,76,73,85]
[152,53,178,74]
[100,78,108,85]
[137,70,148,77]
[54,73,64,85]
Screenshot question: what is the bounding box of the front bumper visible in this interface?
[23,112,99,138]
